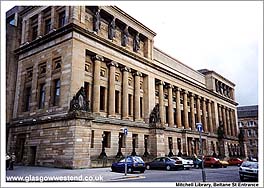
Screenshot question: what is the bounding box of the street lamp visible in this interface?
[99,133,107,158]
[177,138,182,157]
[116,134,123,158]
[168,138,173,157]
[143,136,149,157]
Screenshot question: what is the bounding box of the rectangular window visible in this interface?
[24,87,31,112]
[103,131,111,148]
[31,15,38,40]
[119,133,125,148]
[84,82,90,100]
[91,130,94,148]
[165,106,168,124]
[128,94,133,116]
[132,134,138,148]
[44,18,51,34]
[115,90,120,114]
[58,11,66,27]
[140,97,143,118]
[100,86,105,111]
[53,79,60,106]
[38,83,45,109]
[32,25,38,40]
[173,108,177,125]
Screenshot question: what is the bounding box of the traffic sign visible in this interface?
[196,123,203,132]
[123,128,128,135]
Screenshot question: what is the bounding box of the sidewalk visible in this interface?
[6,166,143,182]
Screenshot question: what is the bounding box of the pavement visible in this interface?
[6,166,145,182]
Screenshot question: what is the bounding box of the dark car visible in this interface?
[228,158,243,166]
[193,158,202,168]
[111,156,145,173]
[145,157,183,171]
[239,161,258,181]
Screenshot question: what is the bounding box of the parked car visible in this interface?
[239,161,258,181]
[111,156,145,173]
[145,157,183,171]
[219,159,229,168]
[204,157,222,168]
[228,158,243,166]
[171,156,194,170]
[193,158,203,168]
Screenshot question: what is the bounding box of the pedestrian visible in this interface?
[6,153,11,170]
[9,153,16,170]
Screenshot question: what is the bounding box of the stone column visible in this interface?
[51,6,56,30]
[196,96,201,123]
[207,100,213,133]
[176,88,182,128]
[168,84,174,127]
[65,6,70,24]
[92,55,103,113]
[202,97,208,132]
[158,81,165,126]
[226,108,231,136]
[21,19,26,44]
[218,104,222,123]
[190,93,195,130]
[230,109,235,137]
[37,12,43,37]
[122,67,130,119]
[134,71,142,121]
[222,106,227,135]
[183,90,189,129]
[232,110,238,137]
[108,61,117,117]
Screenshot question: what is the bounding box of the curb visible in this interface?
[110,175,145,181]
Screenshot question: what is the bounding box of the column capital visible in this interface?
[207,99,212,103]
[190,92,195,97]
[133,71,142,77]
[157,80,165,85]
[196,95,201,100]
[202,97,207,101]
[121,66,131,72]
[166,84,174,89]
[107,61,118,67]
[183,90,188,95]
[175,87,181,92]
[92,55,104,62]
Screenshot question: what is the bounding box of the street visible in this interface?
[5,165,247,183]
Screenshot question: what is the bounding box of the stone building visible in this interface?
[237,105,258,159]
[6,6,240,169]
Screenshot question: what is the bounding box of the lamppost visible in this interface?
[143,136,149,157]
[99,133,107,158]
[131,136,136,156]
[116,134,123,158]
[177,138,182,157]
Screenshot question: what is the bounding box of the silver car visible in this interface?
[239,161,258,181]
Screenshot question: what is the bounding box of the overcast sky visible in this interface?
[2,1,262,106]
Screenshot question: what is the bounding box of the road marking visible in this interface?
[109,175,145,181]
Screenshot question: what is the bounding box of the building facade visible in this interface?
[6,6,240,169]
[237,105,258,159]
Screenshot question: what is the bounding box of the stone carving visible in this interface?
[108,18,116,40]
[93,9,101,33]
[122,26,129,47]
[149,104,161,127]
[69,87,90,112]
[133,33,140,52]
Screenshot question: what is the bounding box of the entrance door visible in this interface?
[29,146,37,166]
[16,135,26,163]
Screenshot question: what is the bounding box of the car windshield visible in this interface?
[119,157,132,163]
[132,156,144,163]
[242,162,258,168]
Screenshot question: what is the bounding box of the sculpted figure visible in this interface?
[133,33,140,52]
[122,26,129,46]
[93,10,101,33]
[108,18,116,40]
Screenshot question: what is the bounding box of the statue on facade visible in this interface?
[122,26,129,47]
[69,87,90,112]
[93,9,101,33]
[133,33,140,52]
[149,104,161,127]
[108,18,116,40]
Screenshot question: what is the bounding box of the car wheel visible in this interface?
[240,175,244,181]
[140,169,145,173]
[127,167,133,173]
[111,167,116,172]
[211,164,214,168]
[166,165,171,171]
[224,165,227,168]
[146,165,150,170]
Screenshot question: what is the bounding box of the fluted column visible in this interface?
[108,61,117,117]
[226,108,231,136]
[232,110,238,137]
[176,88,182,128]
[202,98,208,132]
[218,104,223,123]
[183,90,189,129]
[134,71,142,121]
[122,67,130,119]
[208,100,213,133]
[92,55,103,113]
[196,96,201,124]
[190,93,195,130]
[230,109,235,136]
[168,84,174,127]
[222,106,227,135]
[159,81,165,126]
